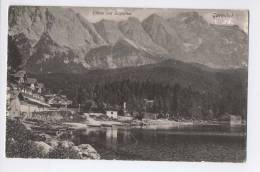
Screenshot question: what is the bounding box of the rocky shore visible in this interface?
[33,140,100,159]
[6,118,100,159]
[29,123,101,159]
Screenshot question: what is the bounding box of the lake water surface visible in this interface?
[73,125,246,162]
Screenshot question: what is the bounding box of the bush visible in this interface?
[6,119,46,158]
[6,119,81,159]
[48,143,80,159]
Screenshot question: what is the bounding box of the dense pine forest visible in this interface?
[31,66,247,120]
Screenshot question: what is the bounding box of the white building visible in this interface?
[230,115,242,126]
[106,111,118,119]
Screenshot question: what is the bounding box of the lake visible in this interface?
[73,124,246,162]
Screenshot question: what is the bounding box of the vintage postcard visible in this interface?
[6,6,248,162]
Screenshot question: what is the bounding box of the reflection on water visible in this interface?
[74,125,246,162]
[106,127,117,150]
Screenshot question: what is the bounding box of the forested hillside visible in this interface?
[31,60,247,120]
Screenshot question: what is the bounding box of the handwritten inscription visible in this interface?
[92,10,132,16]
[211,12,234,25]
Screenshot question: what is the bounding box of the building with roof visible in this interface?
[45,94,72,108]
[19,91,50,117]
[14,70,27,84]
[26,78,37,91]
[36,83,44,94]
[106,110,118,119]
[230,115,242,126]
[7,72,75,120]
[219,113,243,126]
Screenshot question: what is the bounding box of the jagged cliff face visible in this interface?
[142,14,182,57]
[94,19,124,44]
[8,6,107,72]
[143,12,248,68]
[167,12,248,68]
[9,6,106,49]
[8,6,248,73]
[118,17,167,55]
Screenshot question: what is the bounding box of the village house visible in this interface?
[219,113,243,126]
[36,83,44,94]
[7,72,51,118]
[7,87,50,119]
[13,70,26,84]
[45,94,72,108]
[106,110,118,119]
[26,78,37,91]
[230,115,242,126]
[7,70,77,123]
[20,78,47,107]
[20,93,50,115]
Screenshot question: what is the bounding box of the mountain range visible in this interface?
[8,6,248,73]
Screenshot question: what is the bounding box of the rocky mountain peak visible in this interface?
[142,13,182,55]
[94,19,124,44]
[119,16,167,55]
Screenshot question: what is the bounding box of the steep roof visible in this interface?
[14,70,26,78]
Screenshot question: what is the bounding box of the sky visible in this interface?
[71,7,248,33]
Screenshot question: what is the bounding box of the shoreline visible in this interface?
[84,117,246,129]
[63,120,246,138]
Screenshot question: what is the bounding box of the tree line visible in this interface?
[42,77,246,120]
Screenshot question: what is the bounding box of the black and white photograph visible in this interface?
[6,6,248,162]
